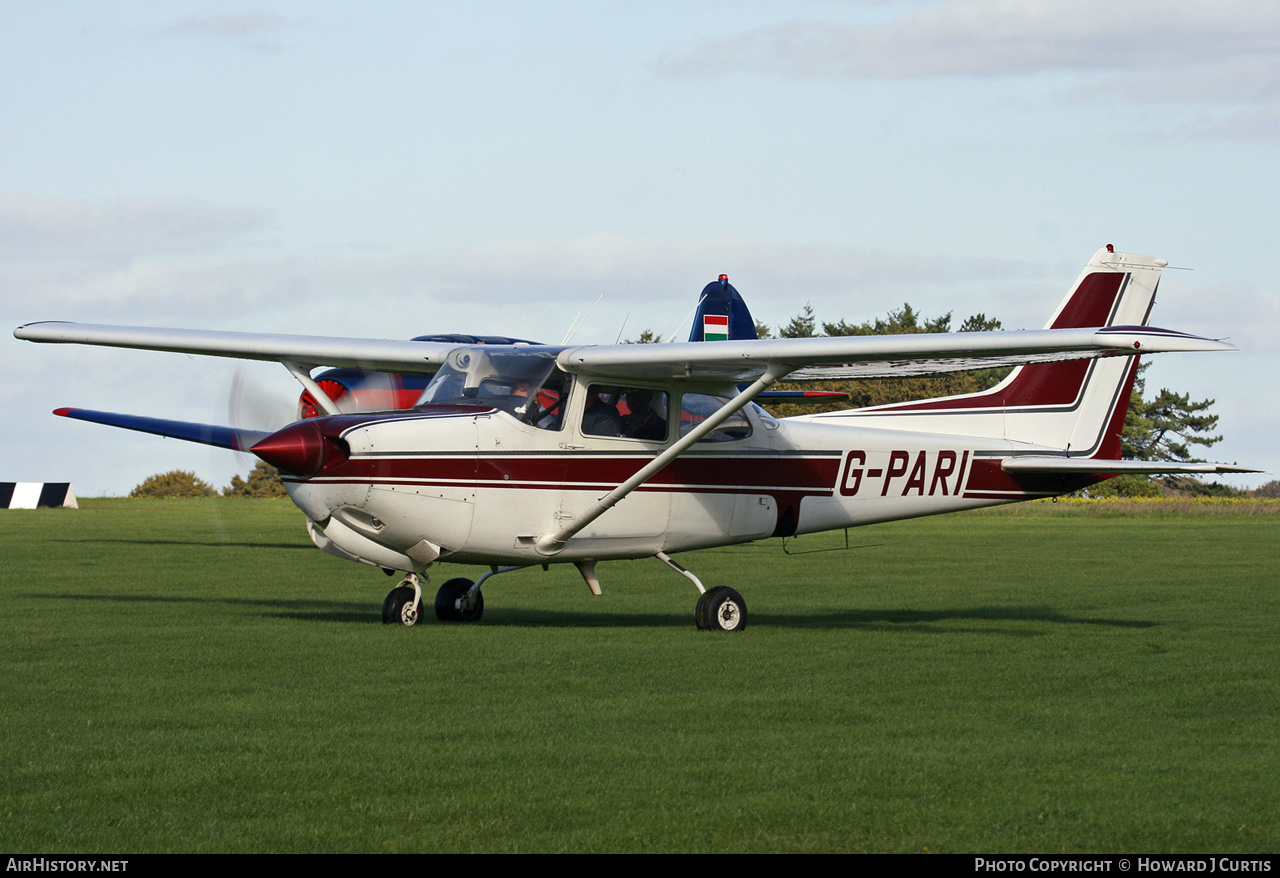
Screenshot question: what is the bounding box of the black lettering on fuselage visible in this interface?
[903,451,927,495]
[930,450,957,496]
[841,449,969,498]
[881,450,911,496]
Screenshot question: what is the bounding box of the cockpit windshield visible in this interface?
[417,347,571,430]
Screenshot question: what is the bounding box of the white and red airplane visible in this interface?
[15,246,1254,631]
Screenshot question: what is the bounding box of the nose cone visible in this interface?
[252,420,329,478]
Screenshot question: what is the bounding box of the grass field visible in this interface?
[1,498,1277,853]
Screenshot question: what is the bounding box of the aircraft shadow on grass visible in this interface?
[56,537,313,550]
[33,592,1159,631]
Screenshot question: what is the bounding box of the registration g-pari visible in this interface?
[16,247,1254,632]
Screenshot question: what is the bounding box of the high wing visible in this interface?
[13,322,466,373]
[52,407,270,451]
[17,320,1233,387]
[557,326,1234,384]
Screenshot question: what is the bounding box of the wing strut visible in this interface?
[283,361,342,417]
[533,366,787,555]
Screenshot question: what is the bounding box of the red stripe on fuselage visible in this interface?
[307,452,843,496]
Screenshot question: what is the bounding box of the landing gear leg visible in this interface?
[382,572,426,626]
[655,551,748,632]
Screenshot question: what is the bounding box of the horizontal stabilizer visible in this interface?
[53,407,270,451]
[1001,457,1259,475]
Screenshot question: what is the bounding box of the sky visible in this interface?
[3,0,1277,497]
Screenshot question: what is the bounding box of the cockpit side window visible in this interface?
[519,372,571,431]
[416,348,571,431]
[582,385,670,441]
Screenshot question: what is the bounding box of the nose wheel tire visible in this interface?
[695,586,747,632]
[435,577,484,622]
[382,586,423,626]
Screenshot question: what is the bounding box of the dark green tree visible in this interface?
[778,303,817,338]
[1122,364,1222,462]
[1088,363,1228,497]
[764,303,1008,417]
[623,329,659,344]
[821,302,954,337]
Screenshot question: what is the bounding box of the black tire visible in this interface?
[382,586,423,627]
[695,586,747,632]
[435,577,483,623]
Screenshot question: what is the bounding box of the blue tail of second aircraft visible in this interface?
[690,274,848,405]
[688,275,759,343]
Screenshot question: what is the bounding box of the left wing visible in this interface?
[53,407,269,451]
[556,325,1235,384]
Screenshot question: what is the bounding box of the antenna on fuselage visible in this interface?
[561,293,604,345]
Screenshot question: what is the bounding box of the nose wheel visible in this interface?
[382,574,425,626]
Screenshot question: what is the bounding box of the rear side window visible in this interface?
[582,386,670,441]
[679,394,752,442]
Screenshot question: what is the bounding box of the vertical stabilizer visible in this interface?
[801,247,1166,457]
[689,275,758,342]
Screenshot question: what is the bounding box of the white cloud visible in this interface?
[157,11,294,54]
[657,1,1280,101]
[1166,105,1280,141]
[0,191,269,264]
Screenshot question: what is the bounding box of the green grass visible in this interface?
[1,498,1277,852]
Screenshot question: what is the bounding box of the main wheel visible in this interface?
[382,586,423,626]
[435,577,484,622]
[695,586,747,632]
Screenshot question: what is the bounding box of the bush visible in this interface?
[1082,474,1161,498]
[130,470,215,499]
[223,462,288,498]
[1251,480,1280,499]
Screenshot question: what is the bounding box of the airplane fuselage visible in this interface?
[281,394,1089,572]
